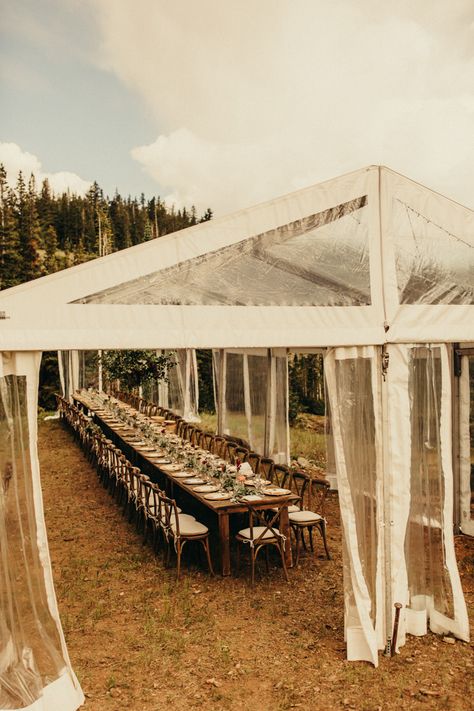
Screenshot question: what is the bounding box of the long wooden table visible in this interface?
[73,393,296,576]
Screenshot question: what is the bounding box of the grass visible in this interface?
[38,420,474,711]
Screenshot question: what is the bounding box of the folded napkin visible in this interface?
[238,462,253,476]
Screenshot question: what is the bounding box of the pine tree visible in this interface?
[0,165,21,289]
[200,208,213,222]
[43,224,59,274]
[0,169,213,286]
[15,172,42,283]
[37,178,55,240]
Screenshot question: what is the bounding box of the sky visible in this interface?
[1,0,473,215]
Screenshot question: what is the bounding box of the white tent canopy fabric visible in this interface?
[0,166,472,351]
[0,165,472,707]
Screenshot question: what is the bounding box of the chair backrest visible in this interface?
[234,446,249,465]
[149,483,161,519]
[259,457,274,480]
[289,471,329,512]
[244,500,289,545]
[146,403,158,417]
[309,476,330,515]
[130,466,142,496]
[157,490,180,537]
[114,452,129,482]
[137,474,151,508]
[182,423,194,442]
[209,435,225,458]
[200,431,213,451]
[272,464,290,488]
[245,452,261,475]
[190,427,203,448]
[175,418,186,437]
[288,470,309,509]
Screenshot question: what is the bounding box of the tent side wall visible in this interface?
[0,352,84,711]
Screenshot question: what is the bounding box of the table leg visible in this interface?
[279,505,293,568]
[218,513,231,576]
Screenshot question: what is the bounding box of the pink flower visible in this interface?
[236,473,246,484]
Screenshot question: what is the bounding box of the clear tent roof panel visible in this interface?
[74,196,371,307]
[392,195,474,306]
[0,165,472,350]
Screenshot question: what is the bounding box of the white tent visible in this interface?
[0,165,472,708]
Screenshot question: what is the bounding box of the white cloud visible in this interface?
[0,142,91,195]
[94,1,474,212]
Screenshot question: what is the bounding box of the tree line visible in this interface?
[0,165,212,290]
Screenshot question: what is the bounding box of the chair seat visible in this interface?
[289,510,322,524]
[171,518,208,536]
[237,526,280,541]
[177,512,195,520]
[270,504,300,514]
[147,501,183,515]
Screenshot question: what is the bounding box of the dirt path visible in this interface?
[39,420,473,711]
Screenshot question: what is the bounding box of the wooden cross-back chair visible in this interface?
[233,446,249,465]
[271,464,291,488]
[210,435,227,459]
[245,452,261,475]
[288,471,331,564]
[258,457,275,480]
[157,491,213,580]
[200,431,214,451]
[235,500,290,585]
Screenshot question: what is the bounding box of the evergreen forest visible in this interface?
[0,164,212,290]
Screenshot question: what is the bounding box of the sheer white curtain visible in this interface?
[324,346,384,665]
[213,349,289,462]
[459,354,474,536]
[161,350,200,422]
[325,344,469,666]
[388,345,469,646]
[57,351,80,403]
[0,352,84,711]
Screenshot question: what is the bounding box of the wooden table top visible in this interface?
[73,391,297,515]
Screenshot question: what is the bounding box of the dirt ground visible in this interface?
[39,420,474,711]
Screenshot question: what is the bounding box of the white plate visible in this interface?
[193,485,220,493]
[244,479,270,487]
[203,492,232,501]
[183,477,206,485]
[161,464,182,472]
[262,487,292,496]
[241,494,265,502]
[150,458,171,464]
[170,472,190,478]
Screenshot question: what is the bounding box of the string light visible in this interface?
[395,198,473,250]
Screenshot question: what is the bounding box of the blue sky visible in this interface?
[0,1,162,198]
[1,1,473,214]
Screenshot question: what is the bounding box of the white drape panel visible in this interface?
[324,346,384,665]
[164,350,200,422]
[459,355,474,536]
[213,349,289,462]
[326,344,470,664]
[57,351,80,403]
[400,345,469,642]
[0,351,84,711]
